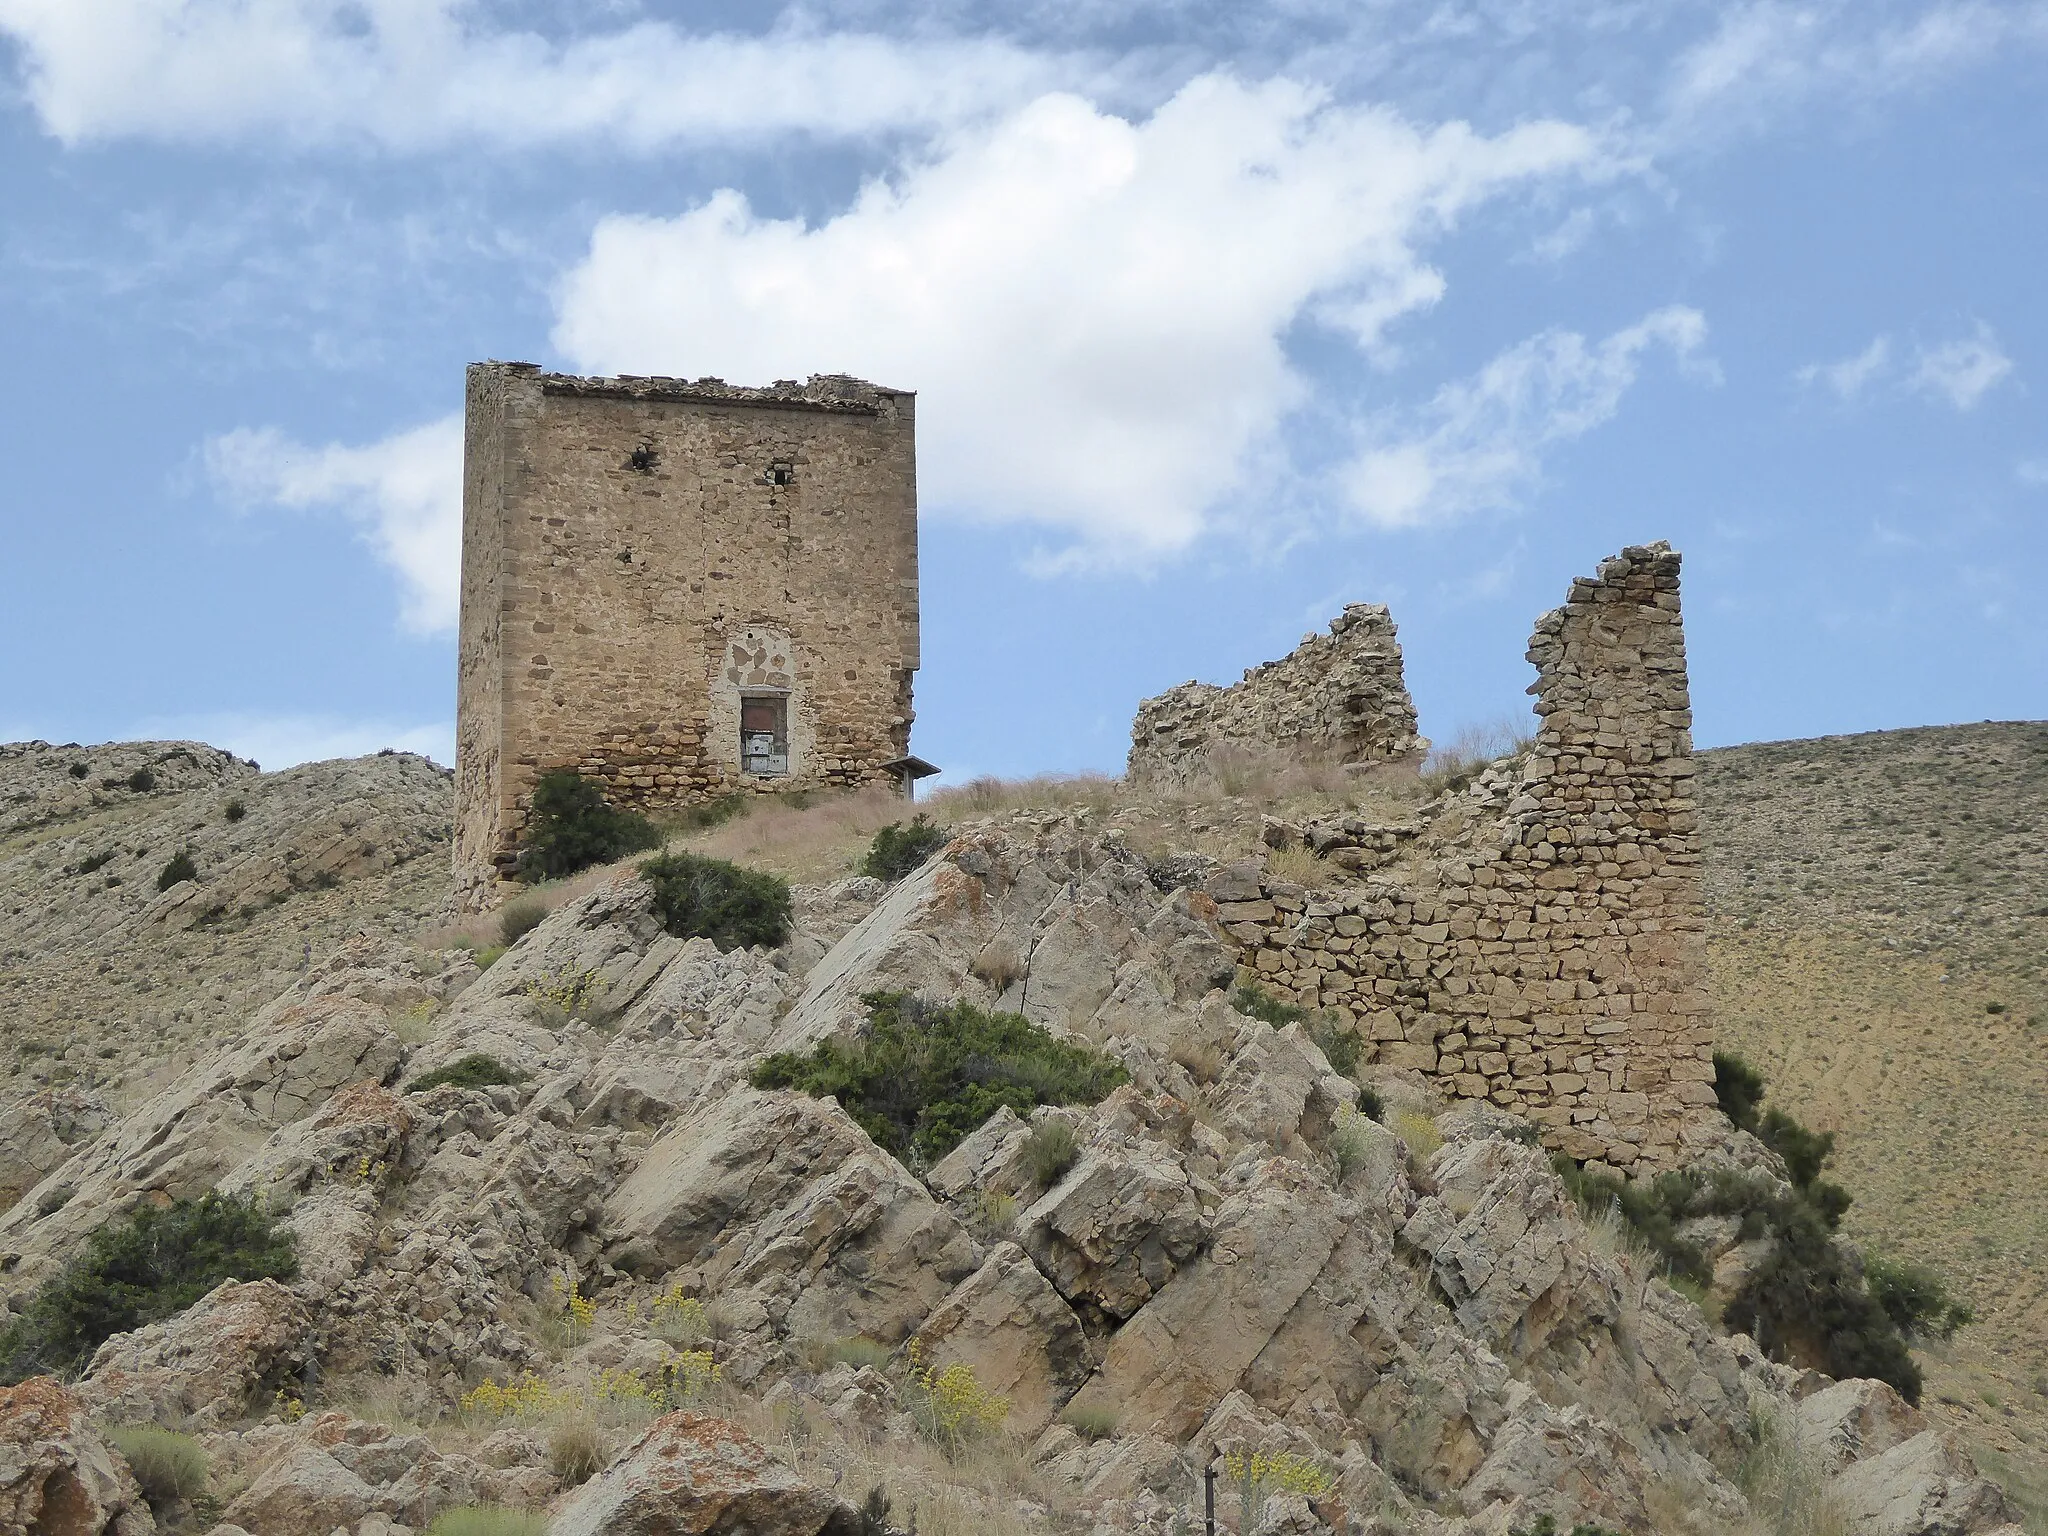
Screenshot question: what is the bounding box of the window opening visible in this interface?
[741,694,789,777]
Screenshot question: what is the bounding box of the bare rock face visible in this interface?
[0,1375,154,1536]
[550,1412,860,1536]
[0,1087,113,1211]
[77,1279,312,1431]
[915,1242,1094,1436]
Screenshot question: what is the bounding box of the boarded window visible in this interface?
[741,695,789,776]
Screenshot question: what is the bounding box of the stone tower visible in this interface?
[455,364,923,906]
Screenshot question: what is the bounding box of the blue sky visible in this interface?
[2,1,2043,780]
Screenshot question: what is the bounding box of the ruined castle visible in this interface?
[455,364,926,904]
[1134,543,1712,1170]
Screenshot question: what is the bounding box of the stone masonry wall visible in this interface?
[1127,603,1424,785]
[1203,544,1712,1171]
[456,364,921,905]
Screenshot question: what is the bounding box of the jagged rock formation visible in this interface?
[0,820,2026,1535]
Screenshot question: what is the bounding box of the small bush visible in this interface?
[517,769,659,880]
[498,896,548,946]
[861,814,951,882]
[426,1510,550,1536]
[1330,1105,1378,1181]
[1713,1051,1767,1131]
[407,1054,530,1095]
[548,1419,606,1486]
[108,1424,208,1507]
[223,798,246,823]
[1390,1109,1443,1161]
[1357,1084,1385,1122]
[902,1344,1008,1457]
[68,762,89,779]
[472,945,507,971]
[827,1336,894,1372]
[77,850,116,875]
[1024,1119,1081,1187]
[752,992,1127,1163]
[1309,1018,1363,1077]
[640,851,792,951]
[0,1190,297,1381]
[1230,982,1308,1027]
[127,767,156,792]
[1510,1517,1627,1536]
[1864,1255,1974,1342]
[156,851,198,891]
[1062,1403,1118,1441]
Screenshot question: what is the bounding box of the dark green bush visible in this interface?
[1230,981,1308,1027]
[517,770,659,880]
[126,767,156,792]
[498,896,547,946]
[1357,1084,1385,1122]
[1712,1051,1766,1130]
[223,798,246,823]
[0,1190,297,1381]
[156,851,197,891]
[407,1054,531,1094]
[68,762,88,779]
[861,815,950,882]
[640,851,791,951]
[1865,1255,1974,1342]
[751,992,1127,1163]
[1309,1018,1363,1077]
[77,850,116,875]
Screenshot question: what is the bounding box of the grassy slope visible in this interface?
[1698,721,2048,1496]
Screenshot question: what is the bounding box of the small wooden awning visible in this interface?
[880,755,941,799]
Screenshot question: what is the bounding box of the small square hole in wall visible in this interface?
[766,460,795,486]
[741,695,789,776]
[627,442,659,473]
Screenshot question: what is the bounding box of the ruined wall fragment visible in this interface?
[1208,543,1712,1171]
[1127,603,1424,785]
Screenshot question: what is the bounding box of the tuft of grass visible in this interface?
[1308,1018,1363,1077]
[108,1425,209,1508]
[862,814,951,882]
[1264,843,1334,889]
[1023,1120,1081,1187]
[1329,1106,1377,1181]
[1389,1109,1443,1161]
[0,1190,297,1381]
[408,1054,530,1095]
[156,850,198,891]
[498,896,548,946]
[471,944,507,971]
[827,1336,895,1372]
[517,769,659,880]
[548,1419,606,1486]
[752,993,1126,1165]
[639,851,792,952]
[1416,717,1534,798]
[1229,981,1308,1027]
[426,1509,550,1536]
[1061,1403,1118,1442]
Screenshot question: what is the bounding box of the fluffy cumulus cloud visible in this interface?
[1796,323,2014,411]
[0,0,1071,147]
[206,414,463,633]
[553,75,1607,563]
[1340,307,1711,529]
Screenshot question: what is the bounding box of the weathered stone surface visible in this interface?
[915,1243,1094,1436]
[0,1087,113,1212]
[1828,1428,2016,1536]
[549,1412,858,1536]
[78,1279,313,1431]
[0,1375,153,1536]
[1019,1138,1208,1323]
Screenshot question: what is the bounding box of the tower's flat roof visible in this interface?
[482,362,912,414]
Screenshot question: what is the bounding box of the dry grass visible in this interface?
[1265,843,1336,889]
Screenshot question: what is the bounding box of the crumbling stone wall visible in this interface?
[456,364,921,905]
[1204,544,1712,1170]
[1127,603,1424,785]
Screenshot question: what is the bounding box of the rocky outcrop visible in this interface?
[550,1413,861,1536]
[0,1375,154,1536]
[77,1280,312,1431]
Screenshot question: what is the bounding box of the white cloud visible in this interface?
[0,1,1074,148]
[1341,307,1710,529]
[1796,336,1892,399]
[206,414,463,634]
[124,711,454,771]
[1910,323,2013,410]
[553,75,1606,565]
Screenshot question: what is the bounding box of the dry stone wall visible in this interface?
[1127,602,1424,785]
[456,364,922,905]
[1205,543,1712,1170]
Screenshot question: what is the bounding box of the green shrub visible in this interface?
[126,767,156,792]
[1024,1119,1081,1186]
[1062,1403,1118,1441]
[425,1510,550,1536]
[1509,1517,1626,1536]
[1356,1084,1385,1123]
[407,1054,530,1095]
[1863,1255,1974,1342]
[472,945,507,971]
[77,850,116,875]
[751,992,1127,1163]
[1308,1018,1362,1077]
[640,851,791,951]
[156,851,198,891]
[667,793,748,833]
[517,770,659,880]
[108,1425,208,1508]
[498,896,547,946]
[861,815,950,882]
[1230,982,1307,1027]
[68,762,89,779]
[223,798,246,823]
[0,1190,297,1381]
[1713,1051,1767,1131]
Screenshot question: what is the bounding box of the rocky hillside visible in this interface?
[0,728,2042,1535]
[1696,722,2048,1514]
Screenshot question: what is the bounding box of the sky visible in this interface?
[2,1,2044,781]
